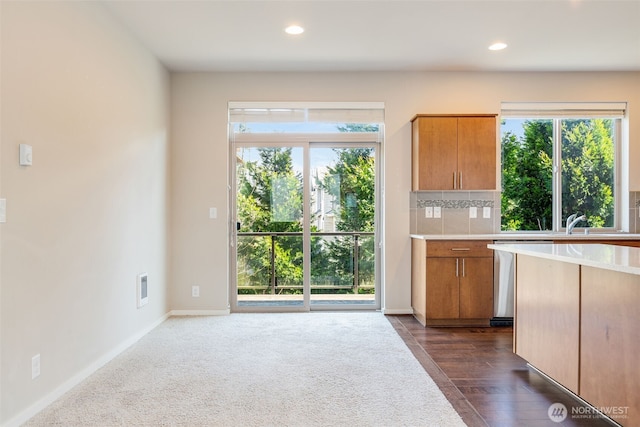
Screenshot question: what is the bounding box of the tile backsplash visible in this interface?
[411,190,640,235]
[630,191,640,233]
[410,191,501,235]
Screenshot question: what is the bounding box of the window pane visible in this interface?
[560,119,615,228]
[501,119,553,231]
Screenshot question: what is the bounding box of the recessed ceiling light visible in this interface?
[285,25,304,35]
[489,42,508,51]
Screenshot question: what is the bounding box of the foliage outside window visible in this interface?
[235,124,377,295]
[501,116,619,231]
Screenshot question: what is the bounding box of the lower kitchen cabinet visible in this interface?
[514,254,580,394]
[412,239,493,326]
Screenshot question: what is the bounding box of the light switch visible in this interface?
[483,207,491,219]
[434,207,442,218]
[209,207,217,219]
[425,207,433,218]
[469,207,478,218]
[0,199,5,223]
[20,144,32,166]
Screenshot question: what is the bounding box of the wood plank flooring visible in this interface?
[387,315,618,427]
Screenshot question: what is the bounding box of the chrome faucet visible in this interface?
[566,214,587,235]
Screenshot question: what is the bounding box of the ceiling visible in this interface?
[102,0,640,73]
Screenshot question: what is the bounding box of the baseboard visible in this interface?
[169,309,230,316]
[381,308,414,315]
[3,312,170,427]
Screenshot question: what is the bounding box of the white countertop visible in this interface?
[410,233,640,241]
[488,243,640,276]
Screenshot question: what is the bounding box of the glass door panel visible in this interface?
[235,146,304,307]
[309,146,376,306]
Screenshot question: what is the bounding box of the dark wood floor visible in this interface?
[387,315,617,427]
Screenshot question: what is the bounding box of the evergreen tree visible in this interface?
[236,147,303,291]
[561,119,614,227]
[317,147,376,292]
[501,120,553,230]
[501,119,614,231]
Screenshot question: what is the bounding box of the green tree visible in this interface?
[317,147,376,292]
[501,118,615,231]
[501,120,553,230]
[561,119,614,227]
[236,147,303,292]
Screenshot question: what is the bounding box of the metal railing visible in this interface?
[236,231,374,295]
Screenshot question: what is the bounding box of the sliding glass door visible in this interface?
[232,142,378,311]
[229,103,383,312]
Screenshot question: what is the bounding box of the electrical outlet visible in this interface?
[483,207,491,219]
[32,354,40,379]
[425,206,433,218]
[192,285,200,298]
[469,207,478,218]
[433,207,441,218]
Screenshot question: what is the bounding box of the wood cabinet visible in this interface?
[580,266,640,426]
[411,114,497,191]
[510,251,640,425]
[412,240,493,326]
[514,254,580,394]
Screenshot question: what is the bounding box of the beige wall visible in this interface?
[170,71,640,314]
[1,2,170,424]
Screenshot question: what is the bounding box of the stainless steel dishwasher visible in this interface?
[491,240,551,326]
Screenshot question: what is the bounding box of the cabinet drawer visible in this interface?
[426,240,493,258]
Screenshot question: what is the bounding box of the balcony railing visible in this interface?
[236,231,374,295]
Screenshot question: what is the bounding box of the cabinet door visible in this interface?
[413,117,458,190]
[459,257,493,319]
[426,258,459,319]
[515,255,580,394]
[581,266,640,426]
[457,116,496,190]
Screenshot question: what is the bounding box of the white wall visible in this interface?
[170,71,640,314]
[0,2,170,424]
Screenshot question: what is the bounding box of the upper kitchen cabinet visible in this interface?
[411,114,497,191]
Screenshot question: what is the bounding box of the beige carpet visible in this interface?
[25,312,466,427]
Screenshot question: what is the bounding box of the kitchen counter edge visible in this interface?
[410,233,640,241]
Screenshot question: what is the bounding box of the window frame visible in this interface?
[500,102,626,233]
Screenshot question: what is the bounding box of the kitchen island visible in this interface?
[489,243,639,426]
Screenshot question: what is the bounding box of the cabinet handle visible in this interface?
[451,248,470,251]
[453,172,457,189]
[462,259,466,277]
[455,258,459,277]
[459,171,463,189]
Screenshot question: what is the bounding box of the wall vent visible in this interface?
[137,273,148,308]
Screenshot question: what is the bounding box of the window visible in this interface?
[500,103,625,232]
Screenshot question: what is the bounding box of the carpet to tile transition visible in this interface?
[25,312,466,427]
